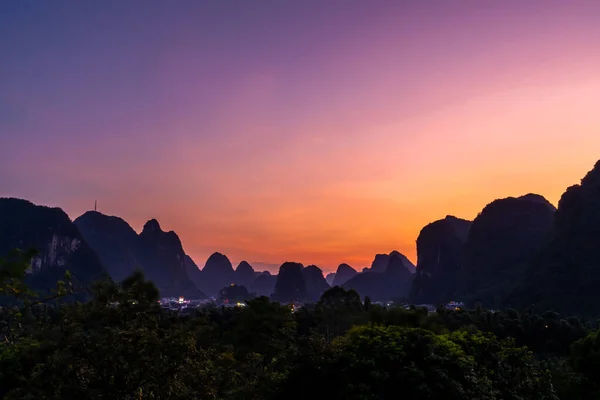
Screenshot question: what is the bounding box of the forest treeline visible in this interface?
[1,251,599,399]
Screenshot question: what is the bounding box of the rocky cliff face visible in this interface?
[331,263,358,286]
[410,215,472,305]
[75,212,204,298]
[1,198,106,295]
[343,252,413,300]
[272,262,306,303]
[199,252,236,297]
[302,265,330,302]
[458,194,555,307]
[507,161,600,315]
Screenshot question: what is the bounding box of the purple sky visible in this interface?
[2,1,600,272]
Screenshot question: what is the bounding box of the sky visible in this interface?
[2,1,600,273]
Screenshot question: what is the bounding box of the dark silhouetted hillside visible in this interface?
[331,263,358,286]
[343,252,413,300]
[183,254,203,289]
[272,262,306,303]
[234,261,256,288]
[137,219,205,298]
[458,194,555,307]
[250,273,277,297]
[1,198,106,296]
[507,161,600,316]
[410,215,471,305]
[370,251,415,274]
[75,211,142,282]
[325,272,335,286]
[302,265,330,302]
[218,284,252,303]
[199,252,236,297]
[76,212,204,298]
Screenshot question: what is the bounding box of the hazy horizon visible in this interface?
[2,1,600,273]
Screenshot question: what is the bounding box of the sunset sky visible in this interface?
[2,1,600,273]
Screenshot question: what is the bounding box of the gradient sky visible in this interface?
[2,1,600,273]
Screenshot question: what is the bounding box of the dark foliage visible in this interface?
[0,250,594,399]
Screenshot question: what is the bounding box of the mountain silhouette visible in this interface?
[137,219,205,297]
[272,262,306,303]
[76,211,204,298]
[74,211,142,282]
[302,265,330,302]
[343,252,413,300]
[183,254,203,289]
[234,261,256,288]
[250,273,277,297]
[458,194,555,307]
[199,252,236,297]
[369,251,415,274]
[325,272,336,286]
[410,215,472,305]
[0,198,106,297]
[507,161,600,315]
[331,263,358,286]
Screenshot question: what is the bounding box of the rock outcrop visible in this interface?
[75,211,204,298]
[409,216,471,305]
[199,252,236,297]
[343,252,414,300]
[458,194,555,307]
[74,211,142,282]
[507,161,600,315]
[1,198,106,296]
[302,265,330,302]
[331,263,358,286]
[234,261,256,289]
[137,219,205,298]
[370,251,415,274]
[272,262,306,303]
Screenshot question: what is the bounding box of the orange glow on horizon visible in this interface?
[4,2,600,274]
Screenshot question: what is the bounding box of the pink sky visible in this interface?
[1,1,600,272]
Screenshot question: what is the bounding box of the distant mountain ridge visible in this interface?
[303,265,330,302]
[75,211,204,298]
[343,251,414,300]
[332,263,358,286]
[7,158,600,316]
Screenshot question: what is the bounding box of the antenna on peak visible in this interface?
[94,200,97,212]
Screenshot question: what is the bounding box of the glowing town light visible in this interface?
[178,296,184,304]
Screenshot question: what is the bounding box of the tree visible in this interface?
[277,325,557,400]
